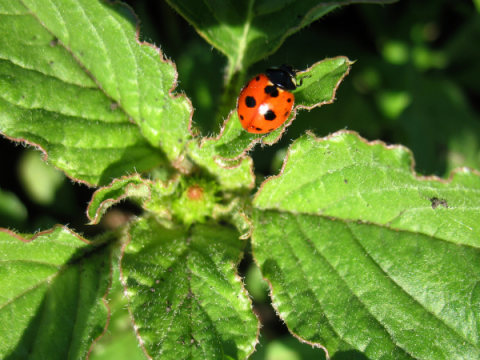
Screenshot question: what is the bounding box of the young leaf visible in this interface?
[187,142,255,191]
[188,57,352,165]
[0,226,112,359]
[0,0,192,186]
[121,218,259,360]
[252,131,480,359]
[166,0,395,70]
[87,174,152,225]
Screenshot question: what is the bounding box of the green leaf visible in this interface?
[121,218,259,360]
[188,57,352,166]
[187,140,255,191]
[252,131,480,358]
[166,0,395,70]
[0,0,192,186]
[0,226,112,359]
[253,211,480,359]
[87,174,152,225]
[255,131,480,246]
[294,57,353,109]
[89,248,146,360]
[88,174,248,231]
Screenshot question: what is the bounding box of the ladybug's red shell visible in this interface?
[237,73,295,134]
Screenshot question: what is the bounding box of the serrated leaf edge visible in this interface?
[119,1,196,151]
[2,0,195,187]
[187,138,256,190]
[118,222,261,359]
[86,173,181,225]
[191,57,352,162]
[252,250,332,359]
[0,225,113,360]
[255,129,480,202]
[253,130,480,246]
[86,174,152,225]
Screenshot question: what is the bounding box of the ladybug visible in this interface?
[237,65,299,134]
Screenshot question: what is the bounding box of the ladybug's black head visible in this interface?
[266,64,297,91]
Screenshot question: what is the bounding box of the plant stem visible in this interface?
[214,62,247,130]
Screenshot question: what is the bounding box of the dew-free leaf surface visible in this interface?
[121,218,259,360]
[252,131,480,359]
[255,131,480,245]
[0,226,112,359]
[87,174,151,224]
[0,0,192,186]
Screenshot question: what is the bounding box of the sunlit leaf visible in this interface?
[121,218,259,360]
[0,226,112,359]
[253,131,480,359]
[0,0,192,186]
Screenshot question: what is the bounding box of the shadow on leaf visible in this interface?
[5,242,112,359]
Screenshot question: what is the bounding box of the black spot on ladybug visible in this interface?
[264,85,279,97]
[264,110,277,121]
[256,127,263,131]
[268,128,275,132]
[284,111,289,116]
[256,76,260,81]
[245,96,256,108]
[240,115,244,120]
[287,98,292,103]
